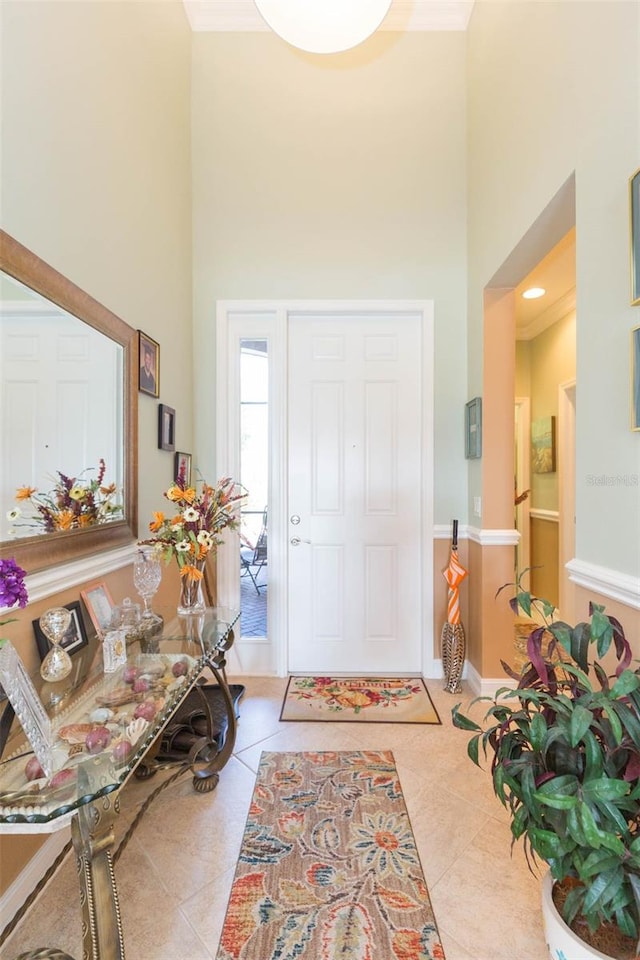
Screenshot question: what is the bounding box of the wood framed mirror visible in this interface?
[0,230,138,574]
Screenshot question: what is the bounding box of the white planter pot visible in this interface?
[541,870,615,960]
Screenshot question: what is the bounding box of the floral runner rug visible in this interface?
[279,676,441,724]
[215,750,445,960]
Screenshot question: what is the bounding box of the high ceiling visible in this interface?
[183,1,475,33]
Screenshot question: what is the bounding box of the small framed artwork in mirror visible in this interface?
[80,582,115,636]
[33,601,89,661]
[175,451,192,486]
[138,330,160,397]
[158,404,176,451]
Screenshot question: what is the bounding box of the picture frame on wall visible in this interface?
[632,324,640,431]
[465,397,482,459]
[174,451,192,486]
[531,416,556,473]
[158,403,176,451]
[80,581,116,636]
[138,330,160,398]
[32,601,89,662]
[630,167,640,306]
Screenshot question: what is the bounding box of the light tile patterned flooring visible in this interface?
[4,678,549,960]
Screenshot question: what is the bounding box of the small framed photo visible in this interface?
[138,330,160,398]
[631,324,640,431]
[465,397,482,459]
[158,404,176,451]
[630,167,640,306]
[174,451,192,486]
[80,581,115,636]
[32,601,89,662]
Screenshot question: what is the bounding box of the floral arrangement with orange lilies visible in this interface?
[9,459,122,535]
[140,469,245,585]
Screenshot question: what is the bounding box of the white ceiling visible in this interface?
[515,231,576,340]
[183,1,475,33]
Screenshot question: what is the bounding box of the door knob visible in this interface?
[290,537,311,546]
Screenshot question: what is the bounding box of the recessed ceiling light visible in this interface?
[522,287,546,300]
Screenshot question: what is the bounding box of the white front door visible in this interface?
[287,309,424,674]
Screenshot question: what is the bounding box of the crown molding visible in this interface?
[517,287,577,342]
[183,1,474,33]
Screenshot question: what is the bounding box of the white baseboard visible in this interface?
[0,829,71,937]
[463,660,518,698]
[566,558,640,610]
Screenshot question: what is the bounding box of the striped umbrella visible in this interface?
[441,519,468,694]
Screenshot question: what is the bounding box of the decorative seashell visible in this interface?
[96,686,141,707]
[167,677,186,693]
[89,707,114,724]
[126,717,149,742]
[58,723,94,744]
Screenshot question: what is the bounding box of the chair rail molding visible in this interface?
[530,508,560,523]
[0,543,137,613]
[466,526,520,546]
[566,558,640,610]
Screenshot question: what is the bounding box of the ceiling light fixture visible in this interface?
[253,0,393,55]
[522,287,546,300]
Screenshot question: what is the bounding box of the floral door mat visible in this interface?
[280,676,440,724]
[215,751,445,959]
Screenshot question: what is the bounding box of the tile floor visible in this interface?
[4,677,550,960]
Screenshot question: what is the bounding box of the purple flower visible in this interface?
[0,558,29,610]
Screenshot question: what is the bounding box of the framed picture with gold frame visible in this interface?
[631,167,640,306]
[80,581,115,636]
[632,324,640,432]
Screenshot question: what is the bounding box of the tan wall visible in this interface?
[530,518,559,607]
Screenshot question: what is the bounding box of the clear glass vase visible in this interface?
[177,560,206,616]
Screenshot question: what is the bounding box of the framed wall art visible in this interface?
[531,416,556,473]
[632,324,640,431]
[174,451,192,486]
[138,330,160,398]
[80,581,115,636]
[158,403,176,452]
[465,397,482,459]
[630,167,640,306]
[32,601,89,661]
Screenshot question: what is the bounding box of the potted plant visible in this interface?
[452,578,640,960]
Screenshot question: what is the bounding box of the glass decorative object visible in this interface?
[39,607,73,682]
[177,559,206,616]
[0,641,54,775]
[133,547,163,634]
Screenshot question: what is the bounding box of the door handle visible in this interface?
[290,537,312,546]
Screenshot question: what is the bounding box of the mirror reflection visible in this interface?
[0,229,137,574]
[1,272,124,540]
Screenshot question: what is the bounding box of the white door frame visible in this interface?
[514,397,531,584]
[558,379,576,623]
[216,300,435,678]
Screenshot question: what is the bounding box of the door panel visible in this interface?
[288,311,422,673]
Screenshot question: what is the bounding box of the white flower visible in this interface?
[6,507,21,521]
[175,539,191,553]
[183,507,199,522]
[197,531,213,549]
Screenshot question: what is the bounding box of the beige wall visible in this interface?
[1,0,194,530]
[467,0,640,581]
[191,32,469,519]
[1,0,192,903]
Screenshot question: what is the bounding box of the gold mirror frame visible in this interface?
[0,230,138,574]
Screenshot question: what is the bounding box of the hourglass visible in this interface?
[39,607,74,682]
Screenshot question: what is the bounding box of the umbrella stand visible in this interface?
[441,519,468,694]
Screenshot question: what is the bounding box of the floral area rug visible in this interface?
[215,751,445,960]
[280,676,441,724]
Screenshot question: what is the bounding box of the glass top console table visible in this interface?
[0,606,240,960]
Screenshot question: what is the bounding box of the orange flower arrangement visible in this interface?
[140,471,245,583]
